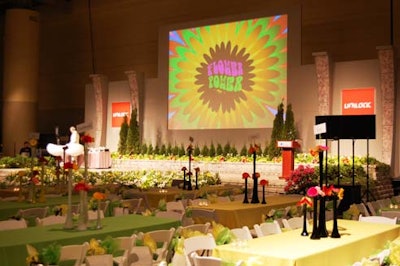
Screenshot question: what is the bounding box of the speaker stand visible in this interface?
[362,138,375,202]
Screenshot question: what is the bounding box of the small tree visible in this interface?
[283,104,297,140]
[209,142,216,157]
[118,115,129,154]
[126,108,140,154]
[201,144,209,156]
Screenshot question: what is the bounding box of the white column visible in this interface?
[89,74,108,147]
[377,46,395,165]
[125,70,139,122]
[312,52,332,115]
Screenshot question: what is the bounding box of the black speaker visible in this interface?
[315,115,376,140]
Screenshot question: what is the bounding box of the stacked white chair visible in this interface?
[254,220,282,237]
[358,214,397,224]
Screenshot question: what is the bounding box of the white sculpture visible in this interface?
[46,126,84,158]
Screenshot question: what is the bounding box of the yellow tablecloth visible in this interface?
[191,195,301,228]
[213,219,400,266]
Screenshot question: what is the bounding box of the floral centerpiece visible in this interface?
[307,184,344,239]
[74,180,90,230]
[260,179,268,204]
[92,191,106,229]
[248,144,260,203]
[26,243,61,266]
[242,172,250,203]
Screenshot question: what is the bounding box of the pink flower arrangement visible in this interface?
[284,165,318,194]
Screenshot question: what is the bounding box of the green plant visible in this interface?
[118,115,129,154]
[40,242,61,265]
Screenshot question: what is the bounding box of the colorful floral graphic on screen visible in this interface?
[168,15,287,129]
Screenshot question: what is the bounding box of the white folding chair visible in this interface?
[18,207,49,219]
[254,220,282,237]
[85,254,113,266]
[36,215,66,226]
[116,198,143,215]
[0,218,27,231]
[230,226,253,240]
[184,234,217,266]
[358,214,397,224]
[155,210,184,221]
[282,216,307,230]
[138,227,176,265]
[166,200,186,213]
[178,222,211,235]
[113,234,137,266]
[59,242,89,266]
[191,253,222,266]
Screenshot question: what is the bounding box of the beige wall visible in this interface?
[1,0,399,175]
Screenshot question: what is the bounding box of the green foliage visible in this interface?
[283,104,297,140]
[216,143,223,156]
[209,142,216,157]
[118,115,129,154]
[160,144,167,155]
[193,145,201,156]
[172,145,179,156]
[166,143,173,155]
[178,144,185,157]
[153,145,160,155]
[141,143,148,154]
[230,146,238,156]
[240,145,248,156]
[39,242,61,265]
[147,144,154,155]
[126,109,141,154]
[223,143,231,156]
[201,144,209,156]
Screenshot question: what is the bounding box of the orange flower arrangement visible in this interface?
[93,192,106,200]
[309,145,328,157]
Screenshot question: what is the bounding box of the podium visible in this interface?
[277,140,300,179]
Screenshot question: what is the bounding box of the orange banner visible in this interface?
[112,102,131,127]
[341,88,375,115]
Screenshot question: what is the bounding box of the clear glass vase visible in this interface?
[77,190,88,231]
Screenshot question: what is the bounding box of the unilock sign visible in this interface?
[341,87,375,115]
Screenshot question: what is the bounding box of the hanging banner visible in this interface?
[112,102,131,127]
[341,88,375,115]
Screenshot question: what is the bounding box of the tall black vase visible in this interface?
[310,197,320,239]
[301,204,309,236]
[250,152,259,204]
[317,197,328,237]
[331,197,341,238]
[182,171,186,190]
[261,186,266,204]
[243,178,249,204]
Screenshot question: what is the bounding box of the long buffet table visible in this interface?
[0,214,180,266]
[213,219,400,266]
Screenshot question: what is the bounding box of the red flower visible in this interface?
[64,162,74,169]
[81,135,94,144]
[310,145,328,157]
[297,196,313,207]
[74,181,90,192]
[31,176,40,185]
[194,167,200,173]
[260,179,268,186]
[181,167,187,171]
[187,171,193,176]
[242,172,250,179]
[248,144,260,154]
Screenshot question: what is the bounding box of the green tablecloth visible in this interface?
[0,195,81,221]
[0,214,180,266]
